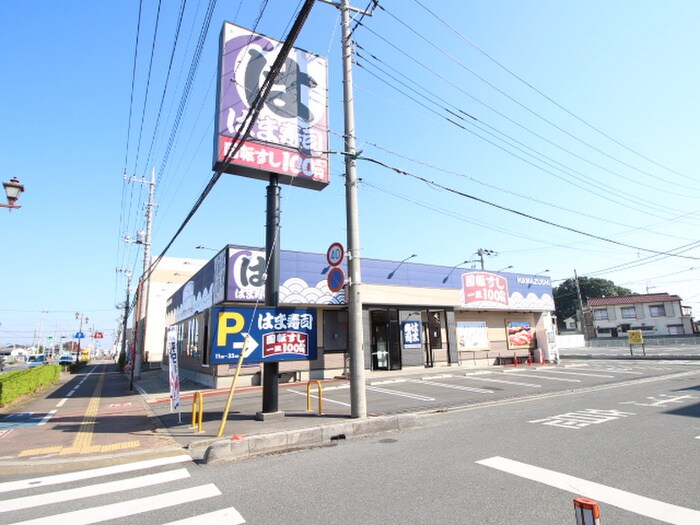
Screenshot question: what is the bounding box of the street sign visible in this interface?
[627,330,643,345]
[326,242,344,267]
[210,307,317,365]
[327,266,345,292]
[94,331,104,339]
[74,331,85,339]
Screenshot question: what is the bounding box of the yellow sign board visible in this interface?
[627,330,644,345]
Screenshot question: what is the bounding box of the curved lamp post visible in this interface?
[2,177,25,211]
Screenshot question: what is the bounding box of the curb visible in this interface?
[202,412,422,464]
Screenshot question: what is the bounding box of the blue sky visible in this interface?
[1,1,699,349]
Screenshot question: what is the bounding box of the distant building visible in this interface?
[587,293,693,338]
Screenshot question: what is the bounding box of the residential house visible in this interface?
[587,293,693,338]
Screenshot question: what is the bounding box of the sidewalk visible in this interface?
[136,366,440,464]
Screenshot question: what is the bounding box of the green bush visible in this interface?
[0,365,61,405]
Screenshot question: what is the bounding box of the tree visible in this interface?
[554,277,633,330]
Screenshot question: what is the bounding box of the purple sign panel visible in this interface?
[214,22,329,190]
[227,248,266,302]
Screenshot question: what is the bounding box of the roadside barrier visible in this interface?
[306,380,323,415]
[573,497,601,524]
[191,391,204,433]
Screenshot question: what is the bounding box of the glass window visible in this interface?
[593,309,608,320]
[187,317,200,358]
[621,307,636,319]
[649,304,666,317]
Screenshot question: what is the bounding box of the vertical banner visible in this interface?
[401,319,422,349]
[167,327,180,412]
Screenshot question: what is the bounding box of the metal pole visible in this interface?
[261,174,281,415]
[341,0,367,418]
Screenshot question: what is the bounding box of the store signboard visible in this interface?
[214,22,329,190]
[210,306,317,364]
[401,320,422,349]
[457,321,490,350]
[506,320,534,349]
[461,271,554,311]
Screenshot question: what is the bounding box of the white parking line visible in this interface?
[583,368,644,375]
[462,375,542,388]
[287,389,351,407]
[476,456,700,524]
[537,370,615,378]
[163,507,246,525]
[366,385,435,402]
[504,373,581,383]
[409,379,493,394]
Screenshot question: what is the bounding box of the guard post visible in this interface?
[306,380,323,415]
[573,497,601,524]
[191,391,204,433]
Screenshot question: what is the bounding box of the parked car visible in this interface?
[58,354,74,365]
[27,354,47,368]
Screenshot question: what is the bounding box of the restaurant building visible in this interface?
[164,245,557,388]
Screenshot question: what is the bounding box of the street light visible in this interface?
[1,177,25,211]
[387,254,417,279]
[195,245,218,252]
[442,259,481,283]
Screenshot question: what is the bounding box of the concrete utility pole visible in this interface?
[340,0,369,419]
[574,269,587,339]
[125,168,155,381]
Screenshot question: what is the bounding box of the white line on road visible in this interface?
[536,370,615,378]
[367,385,435,402]
[37,410,56,426]
[476,456,700,525]
[409,379,493,394]
[462,375,542,388]
[287,389,351,407]
[9,483,222,525]
[580,368,644,375]
[503,372,581,383]
[55,398,67,408]
[162,506,246,525]
[0,454,191,494]
[0,468,190,512]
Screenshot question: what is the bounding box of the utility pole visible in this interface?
[124,168,155,381]
[340,0,373,419]
[117,269,132,387]
[574,269,588,339]
[476,248,496,270]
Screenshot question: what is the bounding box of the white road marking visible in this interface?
[287,389,351,407]
[9,484,222,525]
[367,385,435,402]
[462,375,542,388]
[504,372,581,383]
[537,370,615,378]
[409,379,493,394]
[162,506,246,525]
[581,368,644,375]
[0,469,190,512]
[37,410,56,426]
[476,456,700,525]
[55,399,67,408]
[0,454,191,493]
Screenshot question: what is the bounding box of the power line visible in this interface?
[358,154,700,261]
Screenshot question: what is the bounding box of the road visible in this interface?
[1,359,698,524]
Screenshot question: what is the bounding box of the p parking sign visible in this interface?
[210,307,317,364]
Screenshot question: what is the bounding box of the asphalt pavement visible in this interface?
[1,345,699,471]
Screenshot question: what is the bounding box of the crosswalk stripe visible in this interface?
[0,454,191,494]
[0,468,190,513]
[9,483,222,525]
[162,506,246,525]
